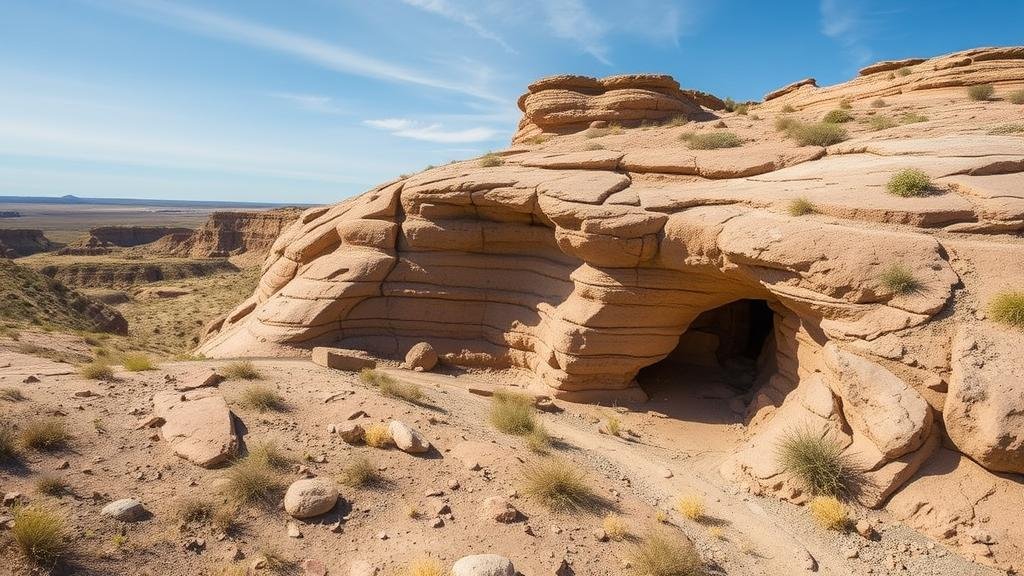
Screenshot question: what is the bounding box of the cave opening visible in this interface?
[637,299,777,419]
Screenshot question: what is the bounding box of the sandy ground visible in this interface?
[0,336,999,576]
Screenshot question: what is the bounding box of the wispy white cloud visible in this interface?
[541,0,611,65]
[401,0,516,53]
[96,0,504,103]
[820,0,872,65]
[271,92,347,115]
[364,118,501,143]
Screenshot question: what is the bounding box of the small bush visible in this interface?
[212,505,240,534]
[684,132,742,150]
[247,440,293,470]
[809,496,849,531]
[1008,89,1024,105]
[523,134,551,144]
[776,428,851,497]
[527,424,551,453]
[222,360,262,380]
[21,418,69,452]
[897,66,913,77]
[886,168,931,197]
[35,475,68,497]
[364,423,393,448]
[788,197,815,216]
[787,122,848,146]
[0,423,19,461]
[582,142,605,150]
[733,103,749,115]
[990,291,1024,328]
[822,109,853,123]
[238,384,287,412]
[602,513,629,541]
[676,494,704,521]
[0,386,25,401]
[780,104,796,113]
[340,455,384,488]
[774,116,799,132]
[489,390,537,436]
[967,84,994,101]
[522,458,599,512]
[12,506,67,565]
[722,97,737,112]
[604,416,622,437]
[121,353,156,371]
[359,369,423,403]
[880,264,920,295]
[222,455,285,505]
[626,530,706,576]
[479,153,503,167]
[870,98,887,108]
[80,360,114,380]
[900,112,928,124]
[868,116,898,131]
[838,98,852,110]
[176,497,215,523]
[987,123,1024,135]
[406,557,444,576]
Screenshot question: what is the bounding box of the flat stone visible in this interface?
[311,347,376,371]
[101,498,147,521]
[153,390,238,468]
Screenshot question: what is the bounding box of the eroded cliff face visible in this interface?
[0,228,57,258]
[59,226,194,256]
[150,208,301,265]
[198,46,1024,568]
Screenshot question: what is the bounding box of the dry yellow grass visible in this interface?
[602,513,629,541]
[223,360,263,380]
[522,458,599,512]
[79,360,114,380]
[121,353,156,371]
[237,384,287,412]
[406,557,444,576]
[676,494,705,521]
[340,455,384,488]
[626,530,706,576]
[20,418,70,452]
[12,506,68,565]
[364,423,393,448]
[809,496,849,530]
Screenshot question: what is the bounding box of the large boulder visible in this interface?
[403,342,438,372]
[153,390,238,468]
[451,554,515,576]
[945,325,1024,474]
[284,478,339,518]
[389,420,431,454]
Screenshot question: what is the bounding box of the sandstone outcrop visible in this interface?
[0,228,57,257]
[149,208,301,265]
[59,226,192,255]
[199,45,1024,530]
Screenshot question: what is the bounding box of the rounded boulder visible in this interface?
[284,478,339,518]
[403,342,438,372]
[452,555,515,576]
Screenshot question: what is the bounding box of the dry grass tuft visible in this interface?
[774,116,799,132]
[787,197,815,216]
[11,506,68,565]
[247,440,293,470]
[121,353,156,371]
[1009,89,1024,105]
[489,390,538,436]
[870,98,887,108]
[786,122,848,146]
[822,109,853,123]
[364,423,393,448]
[987,123,1024,135]
[340,455,384,488]
[222,453,286,505]
[880,264,921,295]
[21,418,70,452]
[626,530,706,576]
[80,360,114,380]
[522,458,599,512]
[675,494,705,521]
[900,112,928,124]
[527,424,552,453]
[35,475,69,497]
[602,513,629,541]
[222,360,262,380]
[1,386,25,401]
[868,116,898,131]
[405,557,445,576]
[897,66,913,77]
[582,142,605,150]
[683,131,742,150]
[176,497,215,523]
[0,423,19,461]
[238,384,287,412]
[212,505,240,534]
[809,496,849,531]
[359,369,424,403]
[780,104,796,113]
[967,84,994,101]
[990,291,1024,329]
[776,428,853,497]
[886,168,931,197]
[479,153,503,167]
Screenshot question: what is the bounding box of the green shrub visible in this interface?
[238,384,287,412]
[787,122,848,146]
[222,360,262,380]
[21,418,70,452]
[776,428,852,497]
[80,360,114,380]
[1008,89,1024,105]
[479,153,503,167]
[886,168,931,197]
[522,458,600,512]
[868,116,897,131]
[990,291,1024,328]
[684,132,742,150]
[12,506,67,565]
[722,97,737,112]
[359,369,423,403]
[787,197,815,216]
[121,353,156,371]
[896,66,913,77]
[822,109,853,123]
[880,264,920,295]
[626,530,706,576]
[870,98,887,108]
[967,84,994,101]
[489,390,538,436]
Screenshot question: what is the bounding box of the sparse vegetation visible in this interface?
[1,386,25,401]
[990,291,1024,328]
[897,66,912,77]
[527,424,552,453]
[80,360,114,380]
[870,98,887,108]
[176,497,215,523]
[340,455,384,488]
[20,418,70,452]
[603,513,629,541]
[868,116,898,131]
[822,109,853,123]
[522,458,599,512]
[238,384,287,412]
[1008,89,1024,105]
[479,153,503,167]
[900,112,928,123]
[11,506,68,565]
[682,131,742,150]
[786,122,848,146]
[405,557,444,576]
[0,423,19,461]
[780,104,796,113]
[359,369,423,403]
[676,494,704,521]
[222,360,262,380]
[364,423,393,448]
[604,416,622,437]
[35,475,69,496]
[776,428,852,497]
[988,123,1024,135]
[886,168,931,197]
[733,103,749,115]
[774,116,799,132]
[222,453,286,505]
[626,530,706,576]
[582,142,605,150]
[212,505,240,534]
[809,496,849,531]
[523,134,552,145]
[247,440,293,470]
[121,353,156,371]
[838,98,852,110]
[787,197,815,216]
[967,84,994,101]
[490,389,538,436]
[723,97,737,112]
[880,264,921,295]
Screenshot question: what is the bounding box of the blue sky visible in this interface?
[1,0,1021,204]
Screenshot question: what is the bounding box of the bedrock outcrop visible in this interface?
[147,208,301,265]
[0,228,57,257]
[200,47,1024,553]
